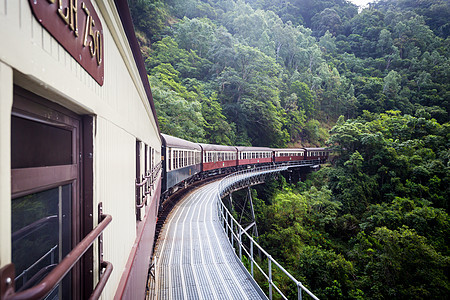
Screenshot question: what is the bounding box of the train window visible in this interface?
[145,144,148,178]
[11,116,72,168]
[173,150,176,169]
[11,87,91,298]
[182,151,185,167]
[12,185,72,298]
[151,147,154,174]
[168,149,172,171]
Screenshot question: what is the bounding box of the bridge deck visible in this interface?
[150,180,266,300]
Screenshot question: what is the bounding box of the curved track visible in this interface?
[150,180,266,300]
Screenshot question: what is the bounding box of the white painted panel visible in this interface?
[0,61,13,266]
[96,116,137,299]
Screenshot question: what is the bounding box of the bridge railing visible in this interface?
[217,163,320,300]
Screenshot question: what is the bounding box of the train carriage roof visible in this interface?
[235,146,273,152]
[199,143,237,152]
[272,148,305,152]
[161,134,201,151]
[303,147,329,151]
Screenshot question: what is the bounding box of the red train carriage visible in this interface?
[200,144,238,172]
[273,148,305,163]
[304,147,330,162]
[236,147,273,166]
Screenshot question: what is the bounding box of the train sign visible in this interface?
[28,0,104,85]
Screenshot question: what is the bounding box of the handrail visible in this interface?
[217,162,320,300]
[2,214,112,300]
[136,198,146,209]
[136,177,148,187]
[88,261,113,300]
[136,165,162,208]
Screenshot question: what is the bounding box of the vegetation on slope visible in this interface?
[250,111,449,298]
[129,0,449,147]
[128,0,449,298]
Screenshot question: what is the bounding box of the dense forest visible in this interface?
[128,0,449,298]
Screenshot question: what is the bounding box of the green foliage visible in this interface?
[253,111,448,298]
[128,0,168,42]
[351,226,449,299]
[131,0,448,145]
[202,93,236,145]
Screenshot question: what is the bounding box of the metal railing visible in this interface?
[136,162,162,209]
[217,163,320,300]
[0,213,113,300]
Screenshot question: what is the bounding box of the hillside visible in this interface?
[129,1,449,298]
[128,0,448,147]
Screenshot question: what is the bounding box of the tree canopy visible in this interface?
[127,0,450,297]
